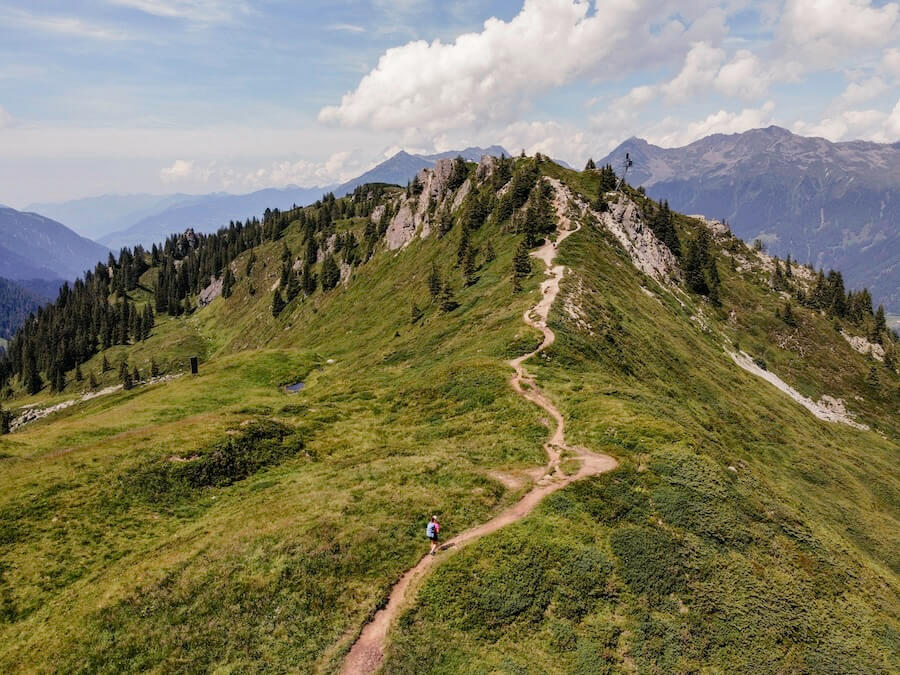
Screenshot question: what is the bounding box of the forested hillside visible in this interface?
[0,154,896,673]
[0,279,48,341]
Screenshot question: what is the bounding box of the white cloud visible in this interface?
[160,159,210,183]
[793,97,900,141]
[0,105,14,130]
[329,23,366,33]
[106,0,246,23]
[319,0,730,132]
[663,42,725,102]
[715,50,773,99]
[0,8,131,40]
[779,0,900,67]
[835,76,889,109]
[645,101,777,147]
[882,47,900,79]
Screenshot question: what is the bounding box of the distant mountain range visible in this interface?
[29,146,511,251]
[598,126,900,312]
[0,277,59,340]
[0,206,110,282]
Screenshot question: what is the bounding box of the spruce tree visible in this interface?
[0,405,10,435]
[101,354,110,373]
[132,366,141,384]
[439,283,458,313]
[874,305,887,343]
[222,268,235,299]
[464,246,479,286]
[89,370,98,389]
[150,359,160,378]
[782,302,796,326]
[272,291,285,317]
[428,264,442,300]
[585,158,596,170]
[785,253,793,278]
[865,365,880,389]
[321,255,341,291]
[23,347,41,395]
[484,240,496,264]
[513,240,532,290]
[75,363,83,382]
[285,271,301,302]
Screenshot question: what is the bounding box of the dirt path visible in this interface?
[339,211,618,675]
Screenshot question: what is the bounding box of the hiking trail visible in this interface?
[338,200,619,675]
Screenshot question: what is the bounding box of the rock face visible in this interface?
[384,158,461,250]
[842,331,885,362]
[600,197,682,286]
[198,275,223,307]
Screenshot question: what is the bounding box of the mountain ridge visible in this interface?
[597,125,900,311]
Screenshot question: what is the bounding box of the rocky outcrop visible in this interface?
[600,196,681,286]
[198,275,222,307]
[842,331,885,362]
[476,155,498,182]
[385,202,417,250]
[385,158,461,250]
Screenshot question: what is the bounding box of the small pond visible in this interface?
[285,382,305,393]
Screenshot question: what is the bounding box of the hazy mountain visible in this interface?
[25,193,197,241]
[0,207,110,282]
[598,126,900,311]
[0,277,57,340]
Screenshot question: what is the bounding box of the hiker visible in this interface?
[426,515,440,556]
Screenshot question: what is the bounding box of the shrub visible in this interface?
[609,526,688,600]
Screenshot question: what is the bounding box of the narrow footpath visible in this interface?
[339,218,619,675]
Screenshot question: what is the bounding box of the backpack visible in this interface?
[426,522,436,538]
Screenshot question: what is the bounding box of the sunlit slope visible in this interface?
[0,157,896,673]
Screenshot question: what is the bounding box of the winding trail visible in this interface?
[339,209,619,675]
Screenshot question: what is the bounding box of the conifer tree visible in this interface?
[585,158,596,170]
[464,246,479,286]
[222,268,235,299]
[272,291,285,317]
[513,240,532,291]
[0,405,10,435]
[23,346,41,395]
[782,302,796,326]
[439,283,458,312]
[132,366,140,384]
[150,359,160,378]
[785,253,793,278]
[101,354,110,373]
[321,255,341,291]
[75,363,83,382]
[874,305,887,343]
[301,261,316,296]
[89,370,98,389]
[428,264,442,300]
[484,240,496,264]
[865,365,880,389]
[245,250,256,276]
[285,270,301,302]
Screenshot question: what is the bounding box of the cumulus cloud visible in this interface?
[835,76,889,109]
[663,42,725,102]
[715,50,774,99]
[793,97,900,141]
[160,159,209,183]
[882,47,900,79]
[319,0,729,132]
[779,0,900,67]
[645,101,777,147]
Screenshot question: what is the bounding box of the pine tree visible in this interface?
[0,405,10,435]
[865,365,880,389]
[89,370,98,389]
[301,261,316,296]
[585,158,596,170]
[463,246,479,286]
[439,283,458,312]
[513,240,532,291]
[785,253,793,278]
[75,363,83,382]
[150,359,160,378]
[23,346,41,395]
[101,354,110,373]
[272,291,285,317]
[132,366,141,384]
[782,302,796,326]
[222,267,235,299]
[874,305,887,343]
[285,270,301,302]
[484,240,496,264]
[321,255,341,291]
[119,358,129,382]
[428,264,442,300]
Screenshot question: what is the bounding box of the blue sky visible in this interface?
[1,0,898,206]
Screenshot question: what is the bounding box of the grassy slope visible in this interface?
[0,161,897,673]
[0,205,554,673]
[383,168,899,673]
